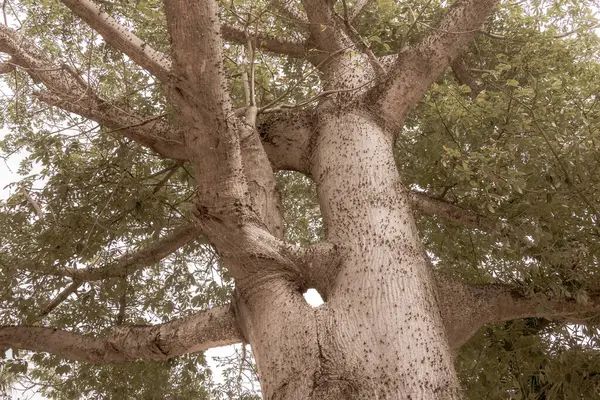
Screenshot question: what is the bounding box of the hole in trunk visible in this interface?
[303,288,324,307]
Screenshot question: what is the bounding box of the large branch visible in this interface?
[436,275,600,354]
[59,0,170,81]
[0,306,242,363]
[36,92,186,161]
[164,0,232,135]
[0,25,186,160]
[369,0,499,133]
[164,0,247,209]
[13,269,597,363]
[55,223,205,281]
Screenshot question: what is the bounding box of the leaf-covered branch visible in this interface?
[0,306,242,363]
[370,0,499,132]
[0,24,186,160]
[55,223,205,281]
[37,92,186,160]
[59,0,171,81]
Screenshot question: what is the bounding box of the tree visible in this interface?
[0,0,599,398]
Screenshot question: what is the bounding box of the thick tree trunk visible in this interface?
[235,109,463,400]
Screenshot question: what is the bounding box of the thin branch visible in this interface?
[0,306,243,363]
[334,9,385,76]
[349,0,371,21]
[408,191,497,231]
[35,281,82,320]
[247,39,256,108]
[221,25,306,58]
[19,184,43,221]
[116,279,127,325]
[59,0,170,81]
[481,22,600,40]
[369,0,499,133]
[55,223,205,281]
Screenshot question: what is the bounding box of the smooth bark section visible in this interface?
[221,25,306,58]
[0,306,242,364]
[370,0,499,133]
[0,25,185,160]
[55,223,204,281]
[232,272,320,399]
[59,0,171,81]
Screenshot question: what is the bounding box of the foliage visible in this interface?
[0,0,599,398]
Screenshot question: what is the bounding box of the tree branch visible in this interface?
[36,92,186,161]
[36,281,82,320]
[435,274,600,354]
[350,0,371,21]
[221,25,306,58]
[0,24,186,160]
[258,109,315,174]
[164,0,248,212]
[0,306,243,363]
[408,191,497,231]
[369,0,499,133]
[59,0,170,81]
[55,223,205,281]
[301,0,344,53]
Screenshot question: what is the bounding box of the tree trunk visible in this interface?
[235,109,463,399]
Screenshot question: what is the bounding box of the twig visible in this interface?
[19,184,43,221]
